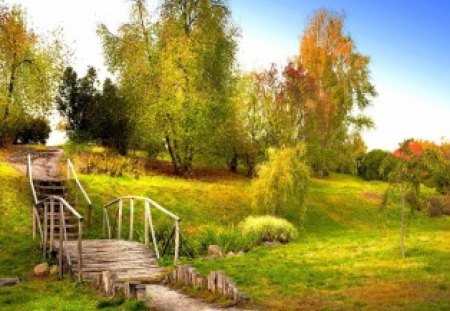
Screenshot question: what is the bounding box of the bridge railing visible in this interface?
[103,196,181,264]
[67,159,92,228]
[27,154,84,281]
[41,196,84,281]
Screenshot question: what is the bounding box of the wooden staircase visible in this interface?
[34,179,79,241]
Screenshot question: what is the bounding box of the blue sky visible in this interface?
[7,0,450,149]
[230,0,450,150]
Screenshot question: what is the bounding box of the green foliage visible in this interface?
[14,117,51,145]
[359,149,397,181]
[251,143,309,222]
[182,226,256,257]
[239,215,298,244]
[72,151,145,178]
[0,3,65,145]
[98,0,238,176]
[88,78,131,155]
[56,66,98,139]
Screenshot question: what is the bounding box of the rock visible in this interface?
[236,251,245,257]
[206,245,223,259]
[0,278,20,287]
[263,241,281,247]
[49,265,59,275]
[33,263,49,276]
[226,251,236,258]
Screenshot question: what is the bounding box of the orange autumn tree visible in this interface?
[298,9,376,176]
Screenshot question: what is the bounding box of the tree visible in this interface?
[250,143,310,224]
[232,68,282,177]
[56,66,98,139]
[0,3,65,145]
[359,149,396,181]
[298,9,376,176]
[383,139,434,258]
[98,0,237,175]
[88,78,130,155]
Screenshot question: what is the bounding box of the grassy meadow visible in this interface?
[0,147,449,310]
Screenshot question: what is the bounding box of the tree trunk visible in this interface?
[3,65,16,120]
[400,189,406,258]
[165,135,180,175]
[229,151,238,173]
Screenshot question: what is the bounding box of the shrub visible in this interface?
[239,215,298,244]
[73,151,145,178]
[251,143,309,222]
[359,149,396,181]
[14,117,51,145]
[181,225,256,258]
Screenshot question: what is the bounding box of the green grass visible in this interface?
[0,151,118,311]
[1,147,449,310]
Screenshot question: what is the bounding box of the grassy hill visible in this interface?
[0,147,449,310]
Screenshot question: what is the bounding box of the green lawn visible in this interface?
[1,147,449,310]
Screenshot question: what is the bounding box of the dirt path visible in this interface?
[146,285,248,311]
[8,147,63,180]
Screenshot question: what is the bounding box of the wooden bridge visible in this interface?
[26,151,180,284]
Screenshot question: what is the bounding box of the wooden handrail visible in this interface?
[43,196,83,280]
[27,154,38,205]
[104,196,181,221]
[38,196,83,220]
[67,159,92,227]
[103,196,181,264]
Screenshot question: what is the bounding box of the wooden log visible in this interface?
[136,286,146,301]
[101,271,112,295]
[125,281,141,298]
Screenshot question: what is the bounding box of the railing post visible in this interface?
[87,203,92,229]
[147,202,160,259]
[174,219,180,265]
[59,205,64,277]
[43,202,48,260]
[144,201,149,245]
[117,199,123,239]
[129,199,134,241]
[78,220,83,282]
[32,204,36,240]
[50,198,55,252]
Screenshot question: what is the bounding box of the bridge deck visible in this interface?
[54,239,166,282]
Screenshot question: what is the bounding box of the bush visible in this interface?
[14,117,51,145]
[251,143,309,222]
[181,225,256,258]
[359,149,396,181]
[239,215,298,244]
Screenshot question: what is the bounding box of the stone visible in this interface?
[206,245,223,259]
[263,241,281,247]
[0,278,20,287]
[49,265,59,275]
[33,263,49,276]
[236,251,245,257]
[226,251,236,258]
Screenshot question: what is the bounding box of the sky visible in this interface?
[5,0,450,150]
